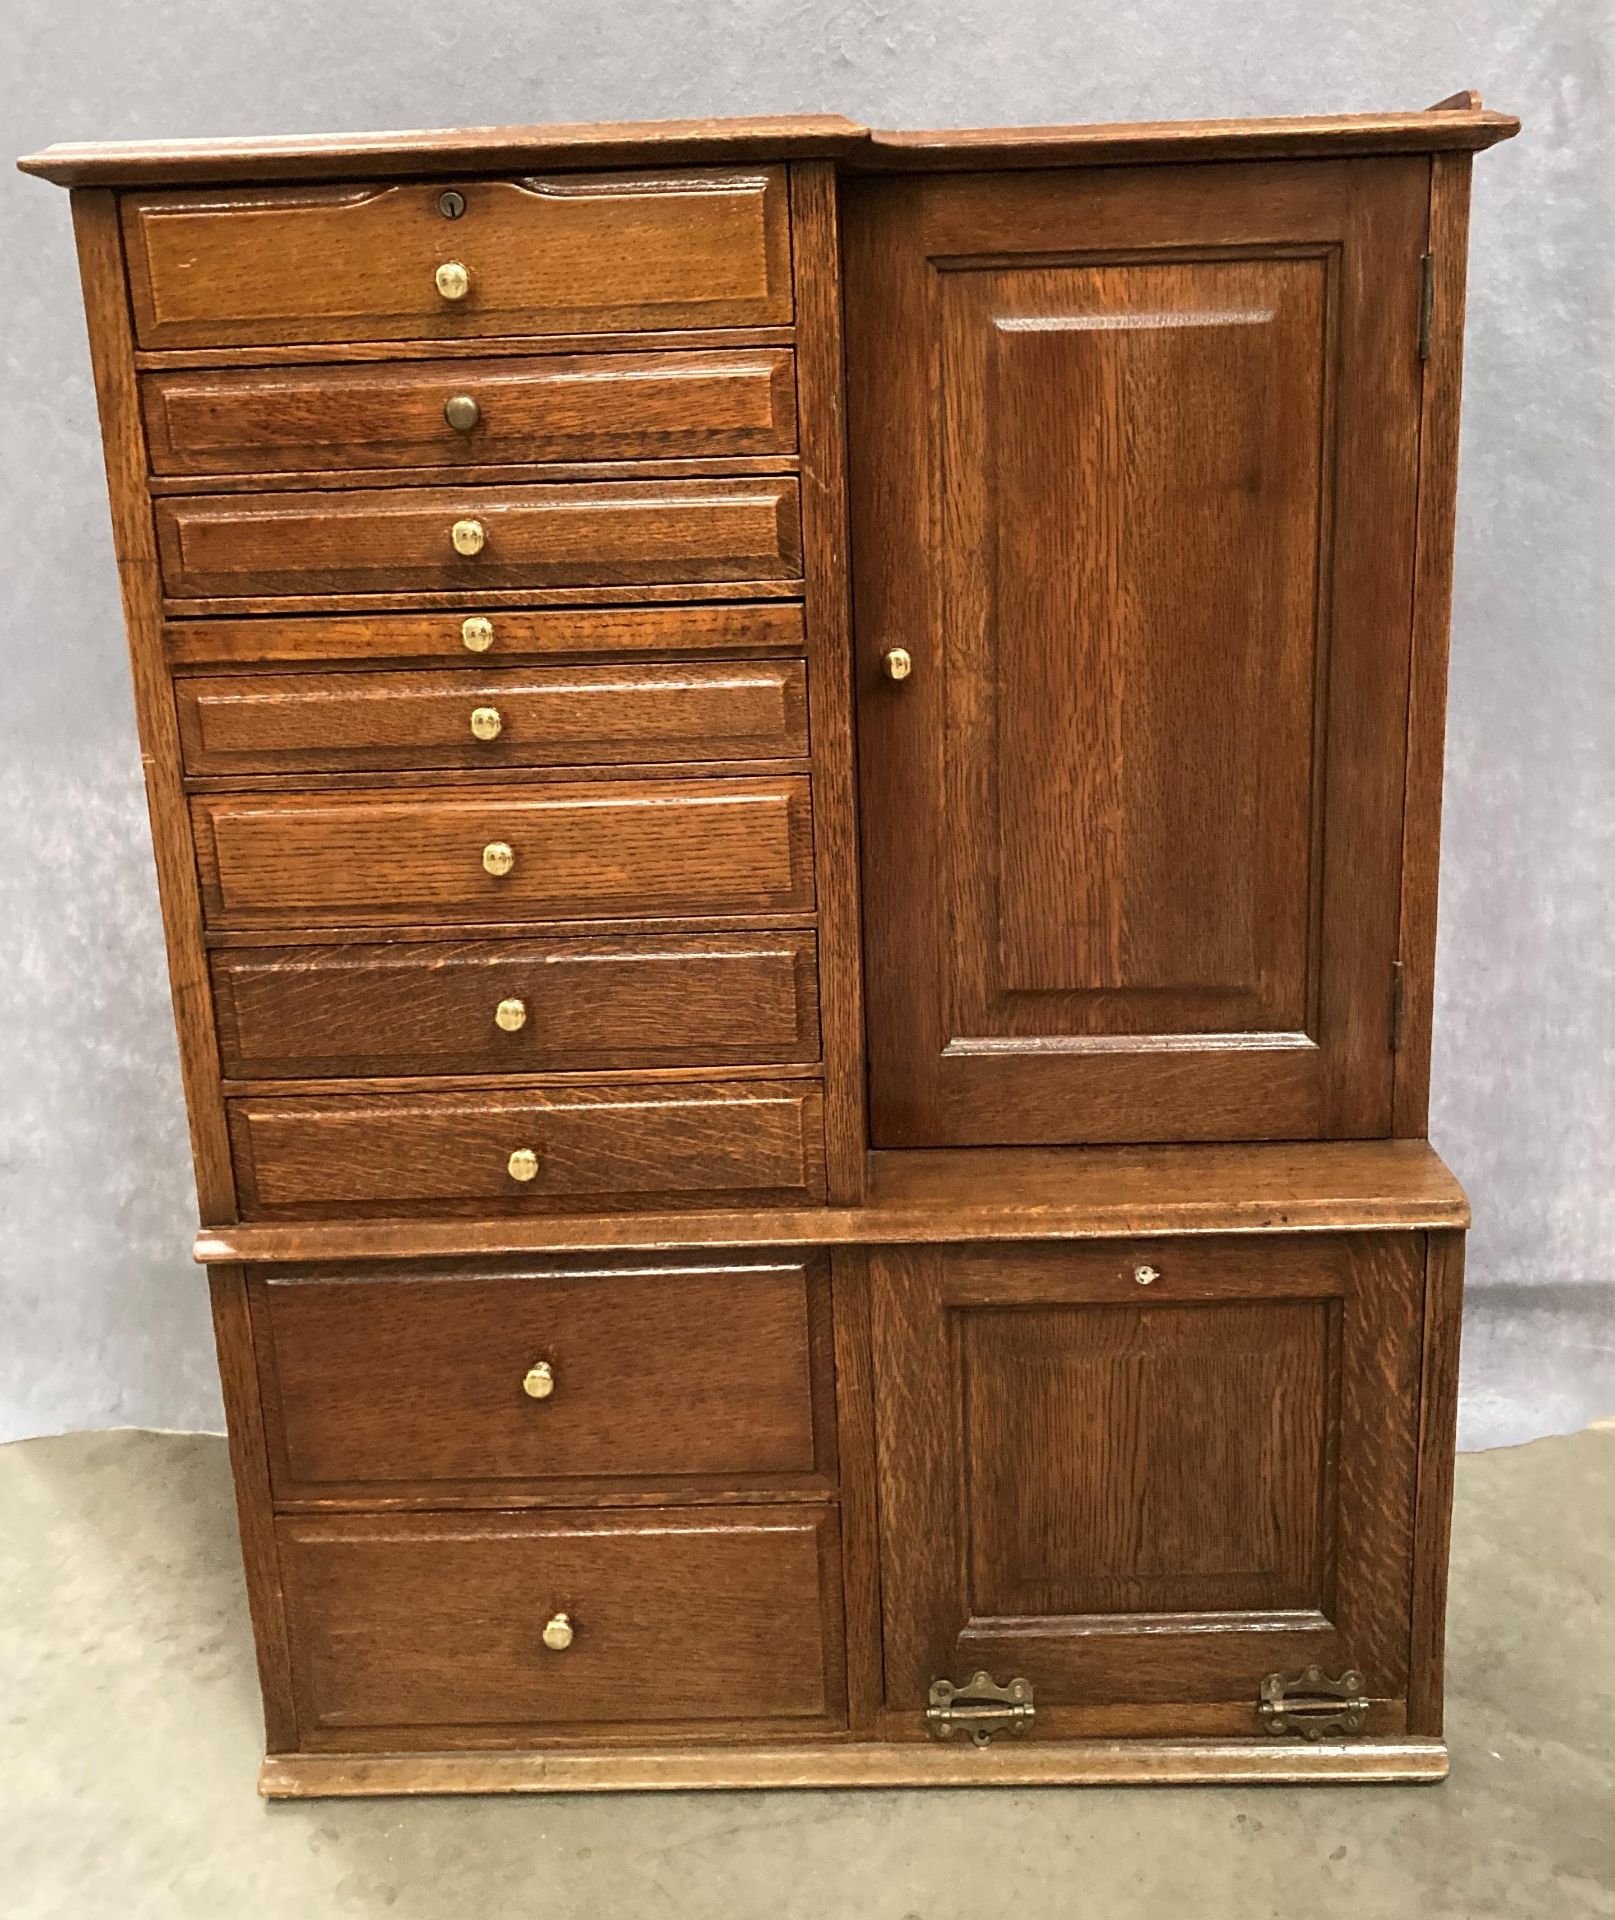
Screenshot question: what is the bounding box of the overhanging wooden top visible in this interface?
[19,98,1517,189]
[193,1140,1470,1266]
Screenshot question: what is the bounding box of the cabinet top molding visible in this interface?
[18,98,1518,188]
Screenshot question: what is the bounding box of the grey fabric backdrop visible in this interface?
[2,0,1611,1443]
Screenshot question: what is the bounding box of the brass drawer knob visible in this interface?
[541,1611,574,1652]
[444,393,481,433]
[482,840,515,877]
[451,517,487,556]
[434,259,470,301]
[1135,1264,1159,1286]
[470,705,503,742]
[881,646,913,682]
[522,1360,555,1400]
[461,615,495,653]
[495,996,527,1032]
[507,1146,540,1183]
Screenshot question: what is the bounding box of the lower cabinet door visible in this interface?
[871,1234,1427,1735]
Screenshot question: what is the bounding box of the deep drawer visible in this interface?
[155,479,803,599]
[175,660,810,774]
[211,933,821,1078]
[190,777,815,928]
[122,169,793,350]
[252,1254,834,1495]
[141,349,798,476]
[227,1079,828,1215]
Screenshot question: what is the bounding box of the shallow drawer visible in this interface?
[142,349,798,476]
[165,602,806,670]
[176,660,809,774]
[191,777,815,928]
[212,933,821,1078]
[123,169,793,350]
[155,479,802,599]
[253,1254,834,1496]
[227,1079,827,1215]
[279,1507,845,1739]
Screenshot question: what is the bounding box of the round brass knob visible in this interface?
[881,646,913,682]
[434,259,470,301]
[495,996,527,1032]
[507,1146,540,1183]
[541,1611,574,1651]
[444,393,481,433]
[451,518,487,556]
[470,705,503,742]
[461,615,495,653]
[522,1360,555,1400]
[482,840,515,877]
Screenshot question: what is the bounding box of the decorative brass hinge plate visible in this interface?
[926,1671,1035,1745]
[1259,1666,1371,1740]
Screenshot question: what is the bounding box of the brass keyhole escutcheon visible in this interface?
[1135,1264,1159,1286]
[542,1612,574,1651]
[444,393,481,433]
[434,259,470,301]
[495,997,527,1032]
[451,517,486,556]
[470,705,503,742]
[438,189,466,219]
[522,1360,555,1400]
[461,615,495,653]
[482,840,515,877]
[507,1146,540,1183]
[881,646,913,682]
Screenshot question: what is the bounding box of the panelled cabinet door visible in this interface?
[846,162,1429,1145]
[871,1235,1427,1734]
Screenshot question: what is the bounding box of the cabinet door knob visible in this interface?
[495,996,527,1032]
[451,517,487,556]
[507,1146,540,1182]
[434,260,470,301]
[470,705,503,741]
[522,1360,555,1400]
[541,1611,574,1651]
[443,393,481,433]
[461,615,495,653]
[482,840,515,877]
[881,646,913,682]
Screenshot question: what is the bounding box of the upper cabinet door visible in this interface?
[847,162,1428,1146]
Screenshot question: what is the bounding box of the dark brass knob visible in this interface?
[881,646,913,682]
[444,394,481,433]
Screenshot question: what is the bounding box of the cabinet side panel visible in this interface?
[1408,1228,1465,1733]
[70,188,235,1219]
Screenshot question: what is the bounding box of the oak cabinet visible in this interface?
[21,95,1514,1795]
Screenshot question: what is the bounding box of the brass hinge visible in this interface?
[926,1671,1035,1746]
[1417,252,1435,360]
[1390,958,1407,1052]
[1259,1667,1371,1740]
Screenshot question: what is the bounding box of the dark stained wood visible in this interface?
[191,776,816,928]
[1407,1229,1466,1734]
[119,168,793,349]
[165,602,805,670]
[175,659,809,775]
[154,478,804,599]
[211,931,820,1079]
[277,1505,846,1738]
[252,1253,835,1496]
[848,160,1426,1147]
[141,349,798,477]
[827,1248,884,1732]
[227,1079,828,1216]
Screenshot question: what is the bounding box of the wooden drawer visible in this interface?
[175,660,810,775]
[227,1079,827,1215]
[252,1254,835,1497]
[211,933,821,1078]
[165,602,806,670]
[122,169,793,350]
[279,1507,845,1740]
[191,777,814,928]
[155,479,803,600]
[142,349,798,476]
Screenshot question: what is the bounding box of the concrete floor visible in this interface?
[2,1428,1611,1920]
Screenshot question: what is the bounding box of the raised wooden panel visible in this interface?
[211,932,821,1078]
[848,161,1427,1146]
[155,478,803,599]
[252,1254,834,1495]
[277,1506,846,1738]
[872,1233,1426,1722]
[141,349,798,475]
[227,1079,828,1215]
[190,777,815,928]
[175,660,810,774]
[122,169,794,349]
